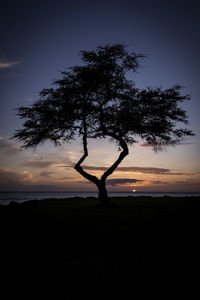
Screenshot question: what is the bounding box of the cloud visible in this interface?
[0,167,95,191]
[0,168,33,187]
[0,60,22,69]
[56,176,79,183]
[177,142,195,146]
[22,155,70,168]
[81,165,194,176]
[40,171,55,177]
[138,140,195,148]
[106,178,144,186]
[138,143,153,149]
[58,147,81,155]
[175,180,200,185]
[151,181,168,185]
[22,160,56,168]
[117,167,171,174]
[0,167,84,191]
[21,159,68,168]
[0,137,21,154]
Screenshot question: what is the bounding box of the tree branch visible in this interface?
[74,119,99,186]
[101,137,129,182]
[98,106,129,182]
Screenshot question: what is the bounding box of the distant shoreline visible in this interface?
[0,190,200,206]
[1,194,200,207]
[1,190,200,193]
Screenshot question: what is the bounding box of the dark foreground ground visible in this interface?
[0,196,199,296]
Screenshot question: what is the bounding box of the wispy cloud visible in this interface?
[0,167,95,191]
[22,160,55,168]
[81,165,194,176]
[138,143,153,149]
[138,140,195,148]
[106,178,144,186]
[40,171,55,177]
[21,159,67,169]
[0,167,33,187]
[0,137,21,154]
[175,180,200,185]
[56,176,80,183]
[151,181,168,185]
[0,60,22,69]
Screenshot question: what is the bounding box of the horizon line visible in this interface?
[0,190,200,193]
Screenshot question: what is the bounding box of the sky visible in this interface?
[0,0,200,192]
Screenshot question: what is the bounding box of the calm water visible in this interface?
[0,191,199,205]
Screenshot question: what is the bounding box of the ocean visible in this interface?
[0,191,199,205]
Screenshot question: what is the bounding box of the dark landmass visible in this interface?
[0,196,199,296]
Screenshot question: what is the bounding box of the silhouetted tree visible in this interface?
[13,44,194,206]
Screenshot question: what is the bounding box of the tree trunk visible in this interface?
[97,181,111,207]
[74,119,128,207]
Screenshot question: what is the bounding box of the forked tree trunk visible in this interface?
[74,163,112,206]
[74,118,129,206]
[74,132,129,207]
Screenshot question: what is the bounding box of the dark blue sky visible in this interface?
[1,0,199,135]
[0,0,199,192]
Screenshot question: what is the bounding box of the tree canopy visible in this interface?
[13,44,194,205]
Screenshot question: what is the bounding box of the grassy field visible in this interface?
[0,196,199,296]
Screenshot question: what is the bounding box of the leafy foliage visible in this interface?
[13,44,193,151]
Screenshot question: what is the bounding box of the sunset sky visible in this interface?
[0,0,199,192]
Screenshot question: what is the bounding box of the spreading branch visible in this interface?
[74,119,99,186]
[101,137,129,182]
